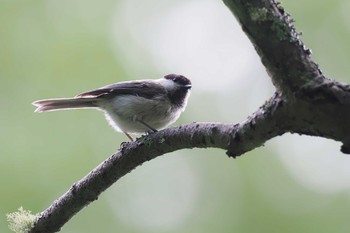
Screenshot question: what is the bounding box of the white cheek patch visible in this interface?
[157,78,177,91]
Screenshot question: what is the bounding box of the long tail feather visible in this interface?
[32,98,98,112]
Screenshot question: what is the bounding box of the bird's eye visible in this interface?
[172,77,178,82]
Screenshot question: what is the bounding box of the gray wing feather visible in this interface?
[76,81,166,99]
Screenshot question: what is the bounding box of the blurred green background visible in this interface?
[1,0,350,232]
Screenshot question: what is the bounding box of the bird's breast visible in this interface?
[101,95,181,133]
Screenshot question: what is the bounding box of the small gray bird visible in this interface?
[32,74,192,141]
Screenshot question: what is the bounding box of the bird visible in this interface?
[32,74,192,141]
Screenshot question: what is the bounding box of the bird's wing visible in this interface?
[75,81,166,99]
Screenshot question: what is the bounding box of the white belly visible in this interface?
[100,95,182,133]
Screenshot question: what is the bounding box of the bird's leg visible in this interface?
[138,120,158,134]
[123,131,134,141]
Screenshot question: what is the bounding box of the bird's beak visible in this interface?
[183,84,192,90]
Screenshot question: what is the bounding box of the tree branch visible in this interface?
[28,0,350,232]
[29,92,287,232]
[222,0,350,150]
[223,0,318,94]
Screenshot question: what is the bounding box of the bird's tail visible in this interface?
[32,98,99,112]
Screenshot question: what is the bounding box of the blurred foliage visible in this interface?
[1,0,350,232]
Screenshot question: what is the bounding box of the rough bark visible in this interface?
[28,0,350,232]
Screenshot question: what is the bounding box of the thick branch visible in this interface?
[223,0,350,150]
[223,0,319,94]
